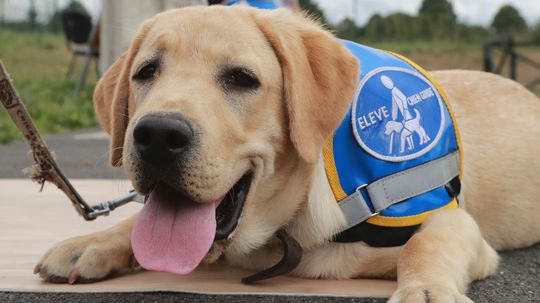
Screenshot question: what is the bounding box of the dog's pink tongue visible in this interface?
[132,184,216,275]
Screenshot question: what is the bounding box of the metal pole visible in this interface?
[483,42,493,72]
[509,36,517,80]
[0,0,5,25]
[28,0,37,31]
[352,0,358,22]
[52,0,59,32]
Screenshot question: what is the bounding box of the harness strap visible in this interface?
[339,150,460,229]
[339,189,373,229]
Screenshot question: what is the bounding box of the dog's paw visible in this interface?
[388,285,473,303]
[34,234,135,284]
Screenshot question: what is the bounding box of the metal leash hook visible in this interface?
[87,190,146,219]
[0,61,143,220]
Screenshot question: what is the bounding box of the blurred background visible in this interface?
[0,0,539,145]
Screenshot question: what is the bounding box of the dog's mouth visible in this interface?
[214,172,253,240]
[131,172,253,276]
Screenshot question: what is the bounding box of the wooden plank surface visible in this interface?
[0,179,395,297]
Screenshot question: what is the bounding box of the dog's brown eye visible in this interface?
[222,68,260,90]
[134,63,158,81]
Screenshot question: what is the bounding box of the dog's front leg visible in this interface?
[388,208,499,303]
[399,132,407,153]
[35,213,138,284]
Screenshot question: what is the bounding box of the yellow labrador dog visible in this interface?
[35,6,540,302]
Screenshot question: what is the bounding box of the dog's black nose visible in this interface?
[133,113,193,168]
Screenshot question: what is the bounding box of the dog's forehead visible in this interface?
[142,7,271,62]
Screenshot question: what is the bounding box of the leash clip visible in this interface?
[87,190,146,219]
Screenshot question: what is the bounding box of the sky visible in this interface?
[2,0,540,27]
[315,0,540,26]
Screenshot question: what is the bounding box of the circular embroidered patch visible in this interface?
[351,67,445,162]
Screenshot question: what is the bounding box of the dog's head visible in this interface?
[384,121,402,135]
[94,6,358,275]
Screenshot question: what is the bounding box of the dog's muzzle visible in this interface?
[133,113,194,169]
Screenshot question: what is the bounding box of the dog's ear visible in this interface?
[93,19,154,167]
[251,9,359,163]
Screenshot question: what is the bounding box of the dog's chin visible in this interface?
[203,241,228,265]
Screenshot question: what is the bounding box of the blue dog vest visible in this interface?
[223,0,279,9]
[325,41,462,246]
[221,0,462,247]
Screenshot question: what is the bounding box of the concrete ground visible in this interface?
[0,128,539,303]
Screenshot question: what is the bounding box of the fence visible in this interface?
[484,36,540,89]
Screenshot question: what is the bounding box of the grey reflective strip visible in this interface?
[339,190,374,229]
[367,150,460,213]
[338,150,460,229]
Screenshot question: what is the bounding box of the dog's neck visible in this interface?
[286,155,347,251]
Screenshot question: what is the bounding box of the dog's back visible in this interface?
[433,69,540,250]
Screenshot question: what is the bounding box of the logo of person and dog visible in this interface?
[353,69,445,161]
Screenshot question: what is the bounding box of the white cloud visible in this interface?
[453,0,540,27]
[314,0,540,27]
[3,0,540,28]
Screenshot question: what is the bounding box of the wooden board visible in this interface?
[0,179,395,297]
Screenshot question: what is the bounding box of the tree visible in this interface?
[336,17,362,41]
[491,5,527,35]
[27,0,38,30]
[363,14,385,41]
[532,23,540,43]
[362,13,418,42]
[417,0,456,40]
[382,13,418,41]
[454,23,490,42]
[0,0,5,26]
[46,0,62,33]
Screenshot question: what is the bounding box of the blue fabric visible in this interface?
[223,0,280,9]
[332,40,459,218]
[217,0,458,221]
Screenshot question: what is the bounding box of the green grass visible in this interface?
[0,28,97,144]
[367,40,484,55]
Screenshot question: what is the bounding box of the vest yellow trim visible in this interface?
[323,139,347,201]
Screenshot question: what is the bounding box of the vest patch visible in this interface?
[352,67,445,162]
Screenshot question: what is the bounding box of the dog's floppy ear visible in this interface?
[251,9,359,163]
[93,19,154,167]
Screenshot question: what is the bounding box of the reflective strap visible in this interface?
[338,150,460,229]
[338,189,373,229]
[368,151,460,213]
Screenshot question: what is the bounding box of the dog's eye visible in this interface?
[134,63,158,81]
[222,68,260,90]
